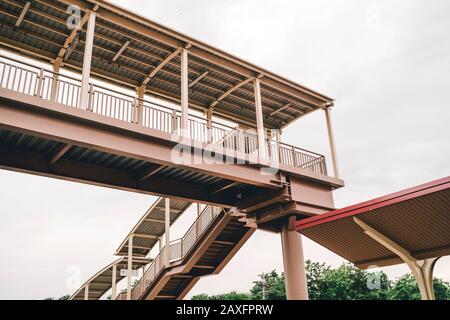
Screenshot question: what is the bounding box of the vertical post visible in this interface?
[35,68,44,98]
[324,107,340,179]
[111,264,117,300]
[180,47,189,137]
[206,109,213,144]
[136,85,145,125]
[87,83,94,111]
[80,11,96,110]
[84,284,89,301]
[280,216,309,300]
[253,77,267,159]
[171,109,178,133]
[165,198,170,267]
[126,235,133,300]
[50,58,61,102]
[291,146,298,167]
[196,203,201,238]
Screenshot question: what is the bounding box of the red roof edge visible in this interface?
[296,176,450,231]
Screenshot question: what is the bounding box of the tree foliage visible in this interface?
[191,260,450,300]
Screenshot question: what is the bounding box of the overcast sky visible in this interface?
[0,0,449,299]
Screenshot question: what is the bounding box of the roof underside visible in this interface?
[115,197,192,257]
[297,177,450,269]
[0,0,334,129]
[70,257,149,300]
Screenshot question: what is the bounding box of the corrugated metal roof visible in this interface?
[297,177,450,268]
[115,197,193,257]
[0,0,334,130]
[69,257,149,300]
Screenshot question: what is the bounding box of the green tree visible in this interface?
[250,270,286,300]
[311,262,390,300]
[388,274,450,300]
[192,291,251,300]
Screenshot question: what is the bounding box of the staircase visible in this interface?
[118,206,255,300]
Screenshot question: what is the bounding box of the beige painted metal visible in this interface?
[324,107,340,179]
[136,85,145,125]
[80,11,96,110]
[209,77,254,112]
[353,217,439,300]
[15,1,30,27]
[180,47,189,135]
[112,41,130,62]
[126,235,133,300]
[111,264,117,300]
[165,197,171,267]
[280,216,309,300]
[50,58,62,102]
[84,284,89,301]
[254,77,267,159]
[142,48,181,86]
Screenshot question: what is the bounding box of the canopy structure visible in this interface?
[69,256,149,300]
[296,177,450,300]
[0,0,333,130]
[115,197,192,257]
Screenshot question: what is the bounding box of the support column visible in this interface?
[353,217,440,300]
[84,284,89,301]
[324,106,340,179]
[206,109,213,144]
[136,85,145,125]
[80,11,96,110]
[165,198,171,267]
[50,58,62,102]
[111,264,117,300]
[126,235,133,300]
[280,216,309,300]
[180,47,189,137]
[254,77,267,159]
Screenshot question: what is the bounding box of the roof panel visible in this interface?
[0,0,334,130]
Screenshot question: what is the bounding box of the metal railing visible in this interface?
[115,205,223,300]
[0,55,327,176]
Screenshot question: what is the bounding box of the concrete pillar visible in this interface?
[111,264,117,300]
[126,235,133,300]
[80,11,96,110]
[253,77,267,159]
[180,47,189,136]
[324,107,340,179]
[280,216,309,300]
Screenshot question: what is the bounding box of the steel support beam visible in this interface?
[84,284,89,301]
[80,11,96,110]
[180,47,189,136]
[142,48,181,86]
[112,40,130,62]
[254,77,267,159]
[15,1,31,27]
[49,58,62,102]
[324,107,340,179]
[111,264,117,300]
[280,216,309,300]
[165,197,171,267]
[127,235,133,300]
[353,217,439,300]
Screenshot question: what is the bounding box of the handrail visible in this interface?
[0,55,328,176]
[126,205,223,300]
